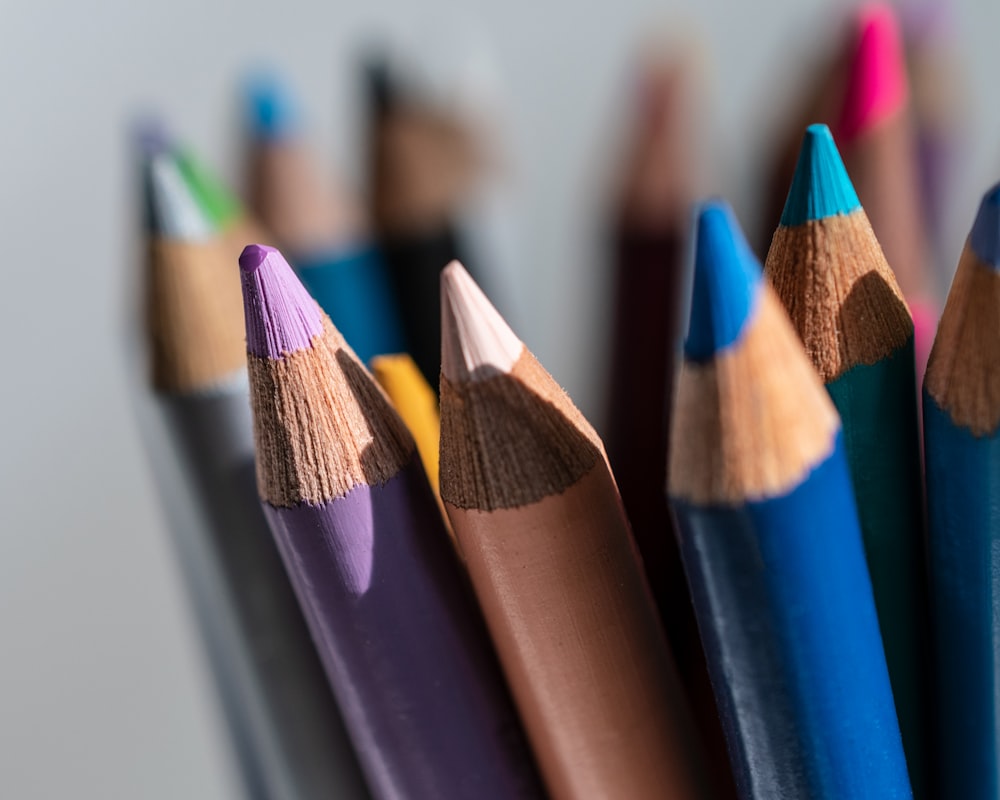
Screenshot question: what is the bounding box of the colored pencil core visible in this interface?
[780,124,861,226]
[246,73,299,140]
[837,3,908,143]
[239,244,324,359]
[970,183,1000,268]
[684,201,760,362]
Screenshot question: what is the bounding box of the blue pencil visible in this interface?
[923,183,1000,800]
[669,200,912,800]
[244,73,406,364]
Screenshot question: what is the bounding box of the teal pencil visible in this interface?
[764,123,929,797]
[924,183,1000,800]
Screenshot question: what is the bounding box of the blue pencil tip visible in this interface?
[245,73,298,140]
[133,114,172,159]
[779,124,861,226]
[684,200,762,361]
[970,182,1000,268]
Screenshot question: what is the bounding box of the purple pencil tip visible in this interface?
[239,243,278,273]
[239,244,325,359]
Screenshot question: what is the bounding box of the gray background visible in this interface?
[2,0,997,796]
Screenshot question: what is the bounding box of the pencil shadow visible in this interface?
[836,270,914,365]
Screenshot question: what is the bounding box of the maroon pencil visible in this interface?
[238,243,543,800]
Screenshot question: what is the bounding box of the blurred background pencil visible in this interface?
[924,183,1000,800]
[239,244,544,799]
[764,123,929,797]
[439,261,709,799]
[602,47,734,798]
[137,150,370,800]
[244,73,405,364]
[670,201,911,800]
[366,57,483,384]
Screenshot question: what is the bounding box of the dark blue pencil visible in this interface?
[923,183,1000,800]
[669,200,911,800]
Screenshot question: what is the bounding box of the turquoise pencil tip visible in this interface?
[684,200,762,361]
[970,183,1000,269]
[245,72,299,140]
[780,124,861,227]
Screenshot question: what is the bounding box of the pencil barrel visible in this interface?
[263,456,543,800]
[674,435,912,800]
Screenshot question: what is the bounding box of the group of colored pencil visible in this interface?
[131,3,1000,799]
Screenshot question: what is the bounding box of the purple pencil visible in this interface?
[238,243,544,800]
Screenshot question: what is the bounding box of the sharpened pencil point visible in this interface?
[836,2,908,143]
[780,124,861,226]
[146,153,215,240]
[684,201,761,362]
[133,114,172,158]
[239,244,325,359]
[246,72,299,140]
[441,260,523,382]
[239,243,276,273]
[970,183,1000,269]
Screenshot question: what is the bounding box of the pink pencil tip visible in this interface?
[239,244,325,359]
[835,2,909,144]
[239,243,279,273]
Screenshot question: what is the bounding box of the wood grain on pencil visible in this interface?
[440,261,707,800]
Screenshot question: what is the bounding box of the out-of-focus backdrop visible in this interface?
[1,0,997,796]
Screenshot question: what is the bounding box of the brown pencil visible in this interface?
[439,261,708,800]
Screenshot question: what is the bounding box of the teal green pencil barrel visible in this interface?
[764,125,929,797]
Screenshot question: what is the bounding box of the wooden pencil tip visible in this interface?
[245,71,299,140]
[970,183,1000,268]
[239,244,325,359]
[145,153,215,241]
[440,260,522,382]
[836,2,908,143]
[780,124,861,226]
[684,201,761,362]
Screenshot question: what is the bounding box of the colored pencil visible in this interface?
[238,244,544,800]
[670,200,911,800]
[833,3,937,368]
[367,58,481,385]
[245,74,405,364]
[439,261,707,800]
[139,152,370,800]
[604,50,735,799]
[923,183,1000,800]
[370,353,444,516]
[764,123,929,797]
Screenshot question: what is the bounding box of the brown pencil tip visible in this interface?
[440,260,522,383]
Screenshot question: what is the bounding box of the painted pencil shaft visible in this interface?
[923,187,1000,798]
[675,433,901,799]
[765,124,929,795]
[241,245,543,800]
[440,262,707,800]
[159,388,371,800]
[294,246,405,365]
[673,202,910,800]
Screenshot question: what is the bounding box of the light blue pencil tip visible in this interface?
[780,124,861,227]
[245,72,299,140]
[970,183,1000,269]
[684,200,762,361]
